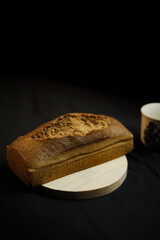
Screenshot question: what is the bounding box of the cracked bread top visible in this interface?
[32,113,111,139]
[7,113,133,169]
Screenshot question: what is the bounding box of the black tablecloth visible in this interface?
[0,76,160,240]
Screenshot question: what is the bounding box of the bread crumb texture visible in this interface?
[32,113,111,139]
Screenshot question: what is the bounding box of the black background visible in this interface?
[0,64,157,101]
[0,65,159,240]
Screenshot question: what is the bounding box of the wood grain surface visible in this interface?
[37,155,128,199]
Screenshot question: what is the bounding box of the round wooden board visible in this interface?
[37,155,128,199]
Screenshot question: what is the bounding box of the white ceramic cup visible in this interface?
[141,103,160,151]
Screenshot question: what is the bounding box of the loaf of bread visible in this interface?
[7,113,133,186]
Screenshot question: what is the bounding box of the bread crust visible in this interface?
[7,113,133,186]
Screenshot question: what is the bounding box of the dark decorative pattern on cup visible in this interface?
[144,122,160,151]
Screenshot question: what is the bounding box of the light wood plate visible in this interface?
[37,155,128,199]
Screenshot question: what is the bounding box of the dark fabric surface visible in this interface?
[0,75,160,240]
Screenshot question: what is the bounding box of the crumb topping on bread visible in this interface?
[32,113,111,139]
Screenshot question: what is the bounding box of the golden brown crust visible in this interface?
[7,113,133,186]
